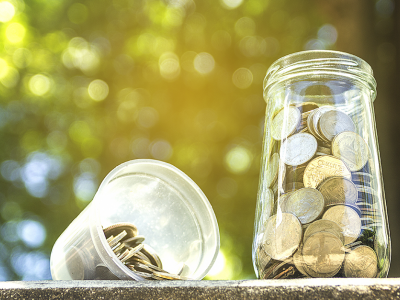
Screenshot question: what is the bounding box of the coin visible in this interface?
[302,231,345,276]
[322,205,362,245]
[346,204,362,216]
[309,106,336,141]
[303,156,351,189]
[344,245,378,278]
[103,222,139,239]
[256,245,272,272]
[277,192,293,212]
[292,247,310,277]
[332,131,370,172]
[141,244,163,269]
[152,271,182,280]
[303,219,344,244]
[318,177,358,206]
[283,188,324,224]
[262,213,302,260]
[281,133,318,166]
[265,153,280,188]
[124,235,146,247]
[318,110,355,141]
[271,106,301,140]
[260,188,274,227]
[306,109,319,138]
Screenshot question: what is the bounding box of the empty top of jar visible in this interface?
[263,50,377,101]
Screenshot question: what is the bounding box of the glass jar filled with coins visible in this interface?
[253,50,390,279]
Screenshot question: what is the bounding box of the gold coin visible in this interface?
[303,219,344,244]
[303,156,351,189]
[319,110,355,141]
[322,205,361,245]
[265,153,280,188]
[262,213,302,260]
[271,106,301,140]
[332,131,370,172]
[344,245,378,278]
[318,176,358,206]
[281,133,318,166]
[283,188,324,224]
[302,231,345,276]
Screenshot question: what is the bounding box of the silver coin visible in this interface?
[103,222,139,239]
[281,133,318,166]
[319,110,356,141]
[322,205,361,245]
[311,106,336,141]
[283,188,325,224]
[262,213,302,260]
[265,153,280,188]
[292,246,310,277]
[271,106,301,140]
[318,177,358,206]
[332,131,370,172]
[302,231,345,276]
[256,245,272,272]
[303,219,344,244]
[260,188,274,226]
[344,245,378,278]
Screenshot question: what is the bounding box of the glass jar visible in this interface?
[252,50,390,279]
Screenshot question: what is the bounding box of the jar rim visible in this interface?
[263,50,377,101]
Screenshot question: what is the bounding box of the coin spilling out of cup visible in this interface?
[256,105,382,279]
[102,222,190,280]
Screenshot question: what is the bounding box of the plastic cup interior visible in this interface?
[91,159,220,280]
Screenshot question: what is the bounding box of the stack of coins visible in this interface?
[256,103,381,279]
[99,222,189,280]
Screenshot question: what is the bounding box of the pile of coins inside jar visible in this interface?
[256,102,381,279]
[100,222,190,280]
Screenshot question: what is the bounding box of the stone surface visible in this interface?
[0,279,400,299]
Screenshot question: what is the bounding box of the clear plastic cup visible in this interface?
[50,159,220,280]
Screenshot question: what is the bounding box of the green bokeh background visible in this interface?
[0,0,398,280]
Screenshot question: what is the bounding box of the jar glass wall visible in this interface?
[252,50,390,279]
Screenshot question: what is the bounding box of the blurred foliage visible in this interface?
[0,0,335,280]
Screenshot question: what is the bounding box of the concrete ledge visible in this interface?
[0,279,400,299]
